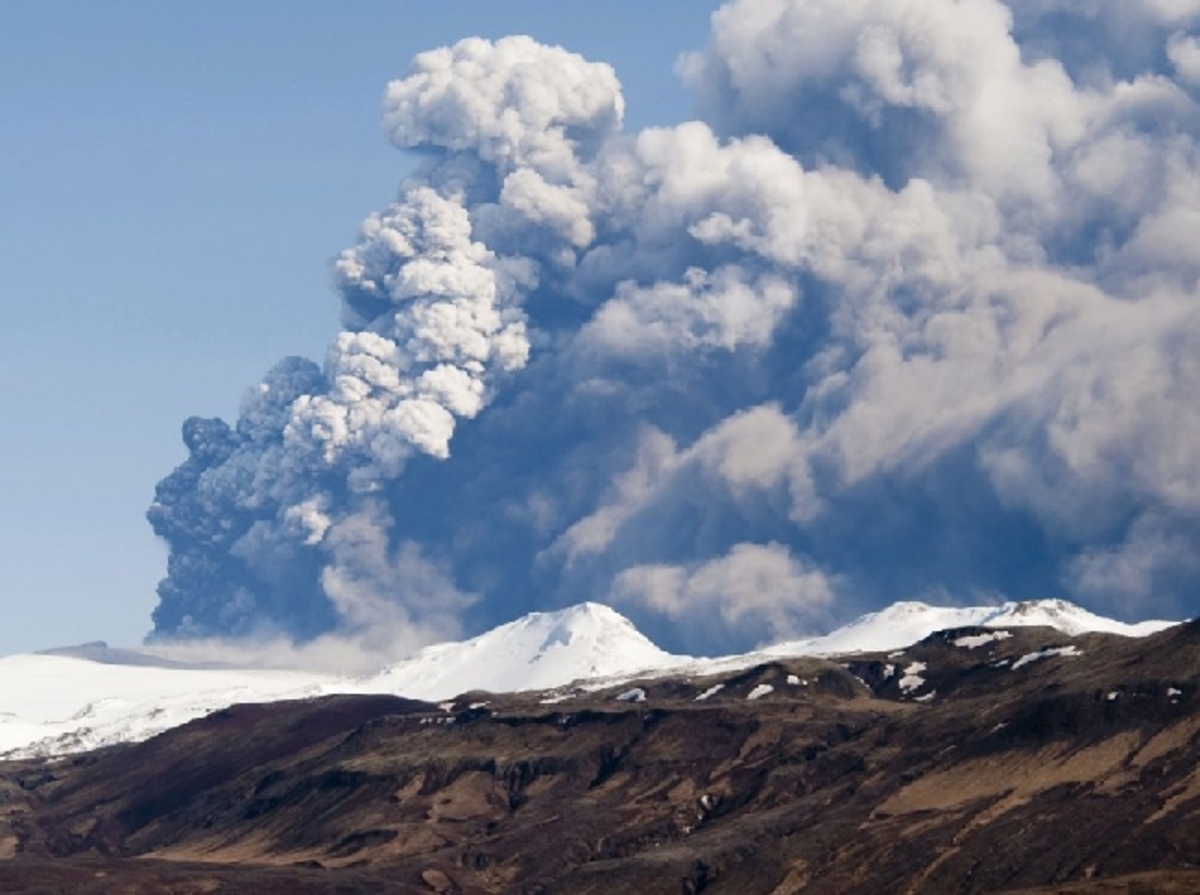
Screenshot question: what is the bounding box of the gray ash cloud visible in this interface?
[149,5,1200,656]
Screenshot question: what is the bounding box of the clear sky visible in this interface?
[0,2,721,655]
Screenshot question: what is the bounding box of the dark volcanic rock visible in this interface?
[2,625,1200,893]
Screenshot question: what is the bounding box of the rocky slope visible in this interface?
[1,616,1198,893]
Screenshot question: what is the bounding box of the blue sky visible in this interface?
[0,2,720,655]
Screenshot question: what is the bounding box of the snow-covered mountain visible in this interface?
[0,599,1179,758]
[359,601,681,700]
[761,598,1177,658]
[0,603,681,759]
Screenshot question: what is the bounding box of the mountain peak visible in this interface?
[367,602,682,701]
[980,599,1176,637]
[528,602,642,654]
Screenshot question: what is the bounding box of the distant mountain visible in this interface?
[0,599,1180,759]
[360,601,681,701]
[0,602,681,759]
[36,640,223,669]
[761,598,1178,658]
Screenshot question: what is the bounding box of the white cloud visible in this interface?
[578,266,798,359]
[1169,31,1200,82]
[612,542,837,645]
[382,35,624,177]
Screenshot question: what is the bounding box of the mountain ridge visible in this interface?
[0,598,1181,759]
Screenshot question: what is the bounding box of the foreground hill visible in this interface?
[1,615,1198,893]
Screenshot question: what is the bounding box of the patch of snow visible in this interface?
[615,687,646,703]
[953,631,1013,649]
[695,683,724,701]
[1167,687,1183,698]
[914,691,936,703]
[1010,645,1082,670]
[747,684,774,700]
[882,664,896,679]
[786,674,801,686]
[1106,691,1120,701]
[899,662,927,693]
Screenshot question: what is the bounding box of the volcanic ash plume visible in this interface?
[149,4,1200,657]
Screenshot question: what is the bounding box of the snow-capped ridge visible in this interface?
[761,598,1178,659]
[976,599,1174,637]
[0,598,1181,759]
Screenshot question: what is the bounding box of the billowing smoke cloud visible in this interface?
[149,4,1200,657]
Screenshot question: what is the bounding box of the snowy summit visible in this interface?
[761,599,1177,658]
[361,602,681,701]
